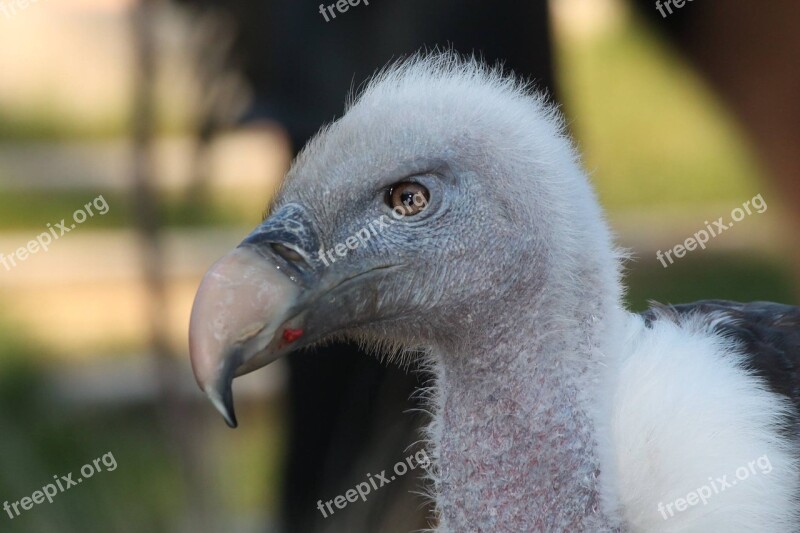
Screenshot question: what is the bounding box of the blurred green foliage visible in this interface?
[625,253,795,311]
[0,190,252,230]
[0,322,284,532]
[0,109,125,143]
[0,327,185,532]
[558,12,766,211]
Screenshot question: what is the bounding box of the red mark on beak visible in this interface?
[282,328,304,343]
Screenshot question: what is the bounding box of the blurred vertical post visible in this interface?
[130,1,217,531]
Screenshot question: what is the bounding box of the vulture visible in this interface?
[188,54,800,532]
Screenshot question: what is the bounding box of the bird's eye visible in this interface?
[385,182,430,216]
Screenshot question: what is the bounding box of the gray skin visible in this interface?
[197,57,626,531]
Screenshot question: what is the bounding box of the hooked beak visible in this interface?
[189,246,303,428]
[189,203,397,428]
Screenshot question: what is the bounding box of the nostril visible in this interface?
[271,243,306,265]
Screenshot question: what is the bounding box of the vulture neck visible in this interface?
[431,273,624,531]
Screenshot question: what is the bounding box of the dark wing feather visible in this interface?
[641,300,800,421]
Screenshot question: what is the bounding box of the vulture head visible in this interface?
[190,54,618,420]
[190,53,626,529]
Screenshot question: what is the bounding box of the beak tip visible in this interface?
[189,246,300,430]
[205,382,239,429]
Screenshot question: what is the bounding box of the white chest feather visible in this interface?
[606,316,799,532]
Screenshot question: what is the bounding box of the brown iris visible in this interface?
[385,182,430,216]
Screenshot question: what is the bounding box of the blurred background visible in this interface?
[0,0,797,531]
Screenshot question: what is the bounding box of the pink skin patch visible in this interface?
[282,328,304,343]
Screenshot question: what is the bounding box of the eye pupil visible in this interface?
[386,182,430,216]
